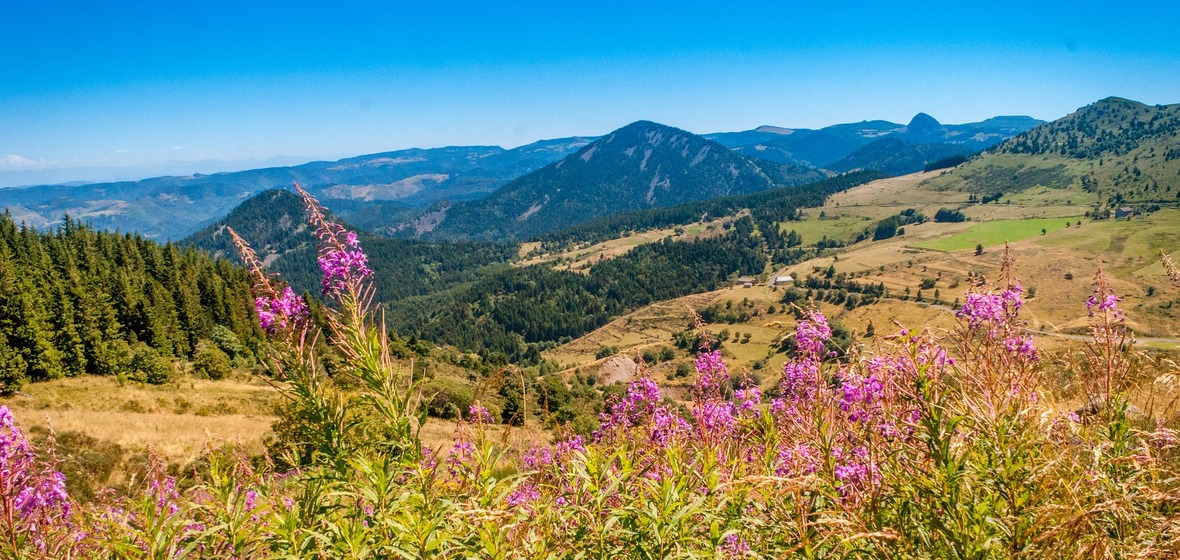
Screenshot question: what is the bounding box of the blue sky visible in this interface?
[2,1,1179,186]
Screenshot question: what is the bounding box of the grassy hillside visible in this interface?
[922,97,1180,214]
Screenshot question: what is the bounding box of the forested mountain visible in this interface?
[0,137,594,240]
[185,189,520,307]
[705,113,1043,170]
[0,212,263,394]
[922,97,1180,210]
[825,138,978,175]
[418,121,827,240]
[188,188,764,361]
[541,170,885,245]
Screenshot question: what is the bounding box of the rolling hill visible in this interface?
[921,97,1180,212]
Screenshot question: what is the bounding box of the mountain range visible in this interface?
[1,113,1042,240]
[0,137,594,239]
[414,121,828,240]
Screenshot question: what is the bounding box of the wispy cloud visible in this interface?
[0,154,49,170]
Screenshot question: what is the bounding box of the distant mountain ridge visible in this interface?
[0,137,595,239]
[417,121,828,240]
[704,114,1043,168]
[2,111,1040,240]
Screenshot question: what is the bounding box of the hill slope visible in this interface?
[420,121,827,240]
[921,97,1180,211]
[185,189,519,306]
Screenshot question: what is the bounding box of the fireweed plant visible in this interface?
[2,197,1179,557]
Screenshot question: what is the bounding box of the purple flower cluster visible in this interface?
[775,310,832,410]
[957,284,1023,331]
[734,387,762,413]
[720,533,751,557]
[521,445,553,470]
[839,372,884,424]
[467,404,493,424]
[794,311,832,358]
[832,445,878,501]
[781,361,820,403]
[1,406,72,552]
[318,230,372,294]
[693,400,736,436]
[774,443,818,477]
[254,286,308,333]
[446,441,476,478]
[1003,335,1038,361]
[554,435,586,460]
[694,350,730,396]
[595,377,662,439]
[649,407,689,447]
[506,483,541,508]
[149,474,180,516]
[1086,293,1119,313]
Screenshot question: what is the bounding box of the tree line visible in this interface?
[0,214,263,393]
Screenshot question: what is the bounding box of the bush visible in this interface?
[30,429,124,503]
[127,343,173,384]
[425,380,474,420]
[934,208,967,222]
[192,341,232,380]
[537,375,572,413]
[94,338,131,377]
[595,345,618,359]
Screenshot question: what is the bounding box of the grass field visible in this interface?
[0,376,280,466]
[518,219,722,271]
[913,216,1084,252]
[0,372,551,486]
[780,214,872,244]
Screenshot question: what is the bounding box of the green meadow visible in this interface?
[914,216,1084,252]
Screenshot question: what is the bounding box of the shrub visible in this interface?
[425,380,474,420]
[127,343,173,384]
[934,208,967,222]
[595,345,618,359]
[192,341,232,380]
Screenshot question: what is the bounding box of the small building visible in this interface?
[1115,207,1135,219]
[736,276,755,288]
[773,275,794,286]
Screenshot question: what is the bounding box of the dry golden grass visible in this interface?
[517,216,733,271]
[0,373,555,467]
[1,376,279,465]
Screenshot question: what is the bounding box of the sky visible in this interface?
[2,0,1179,186]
